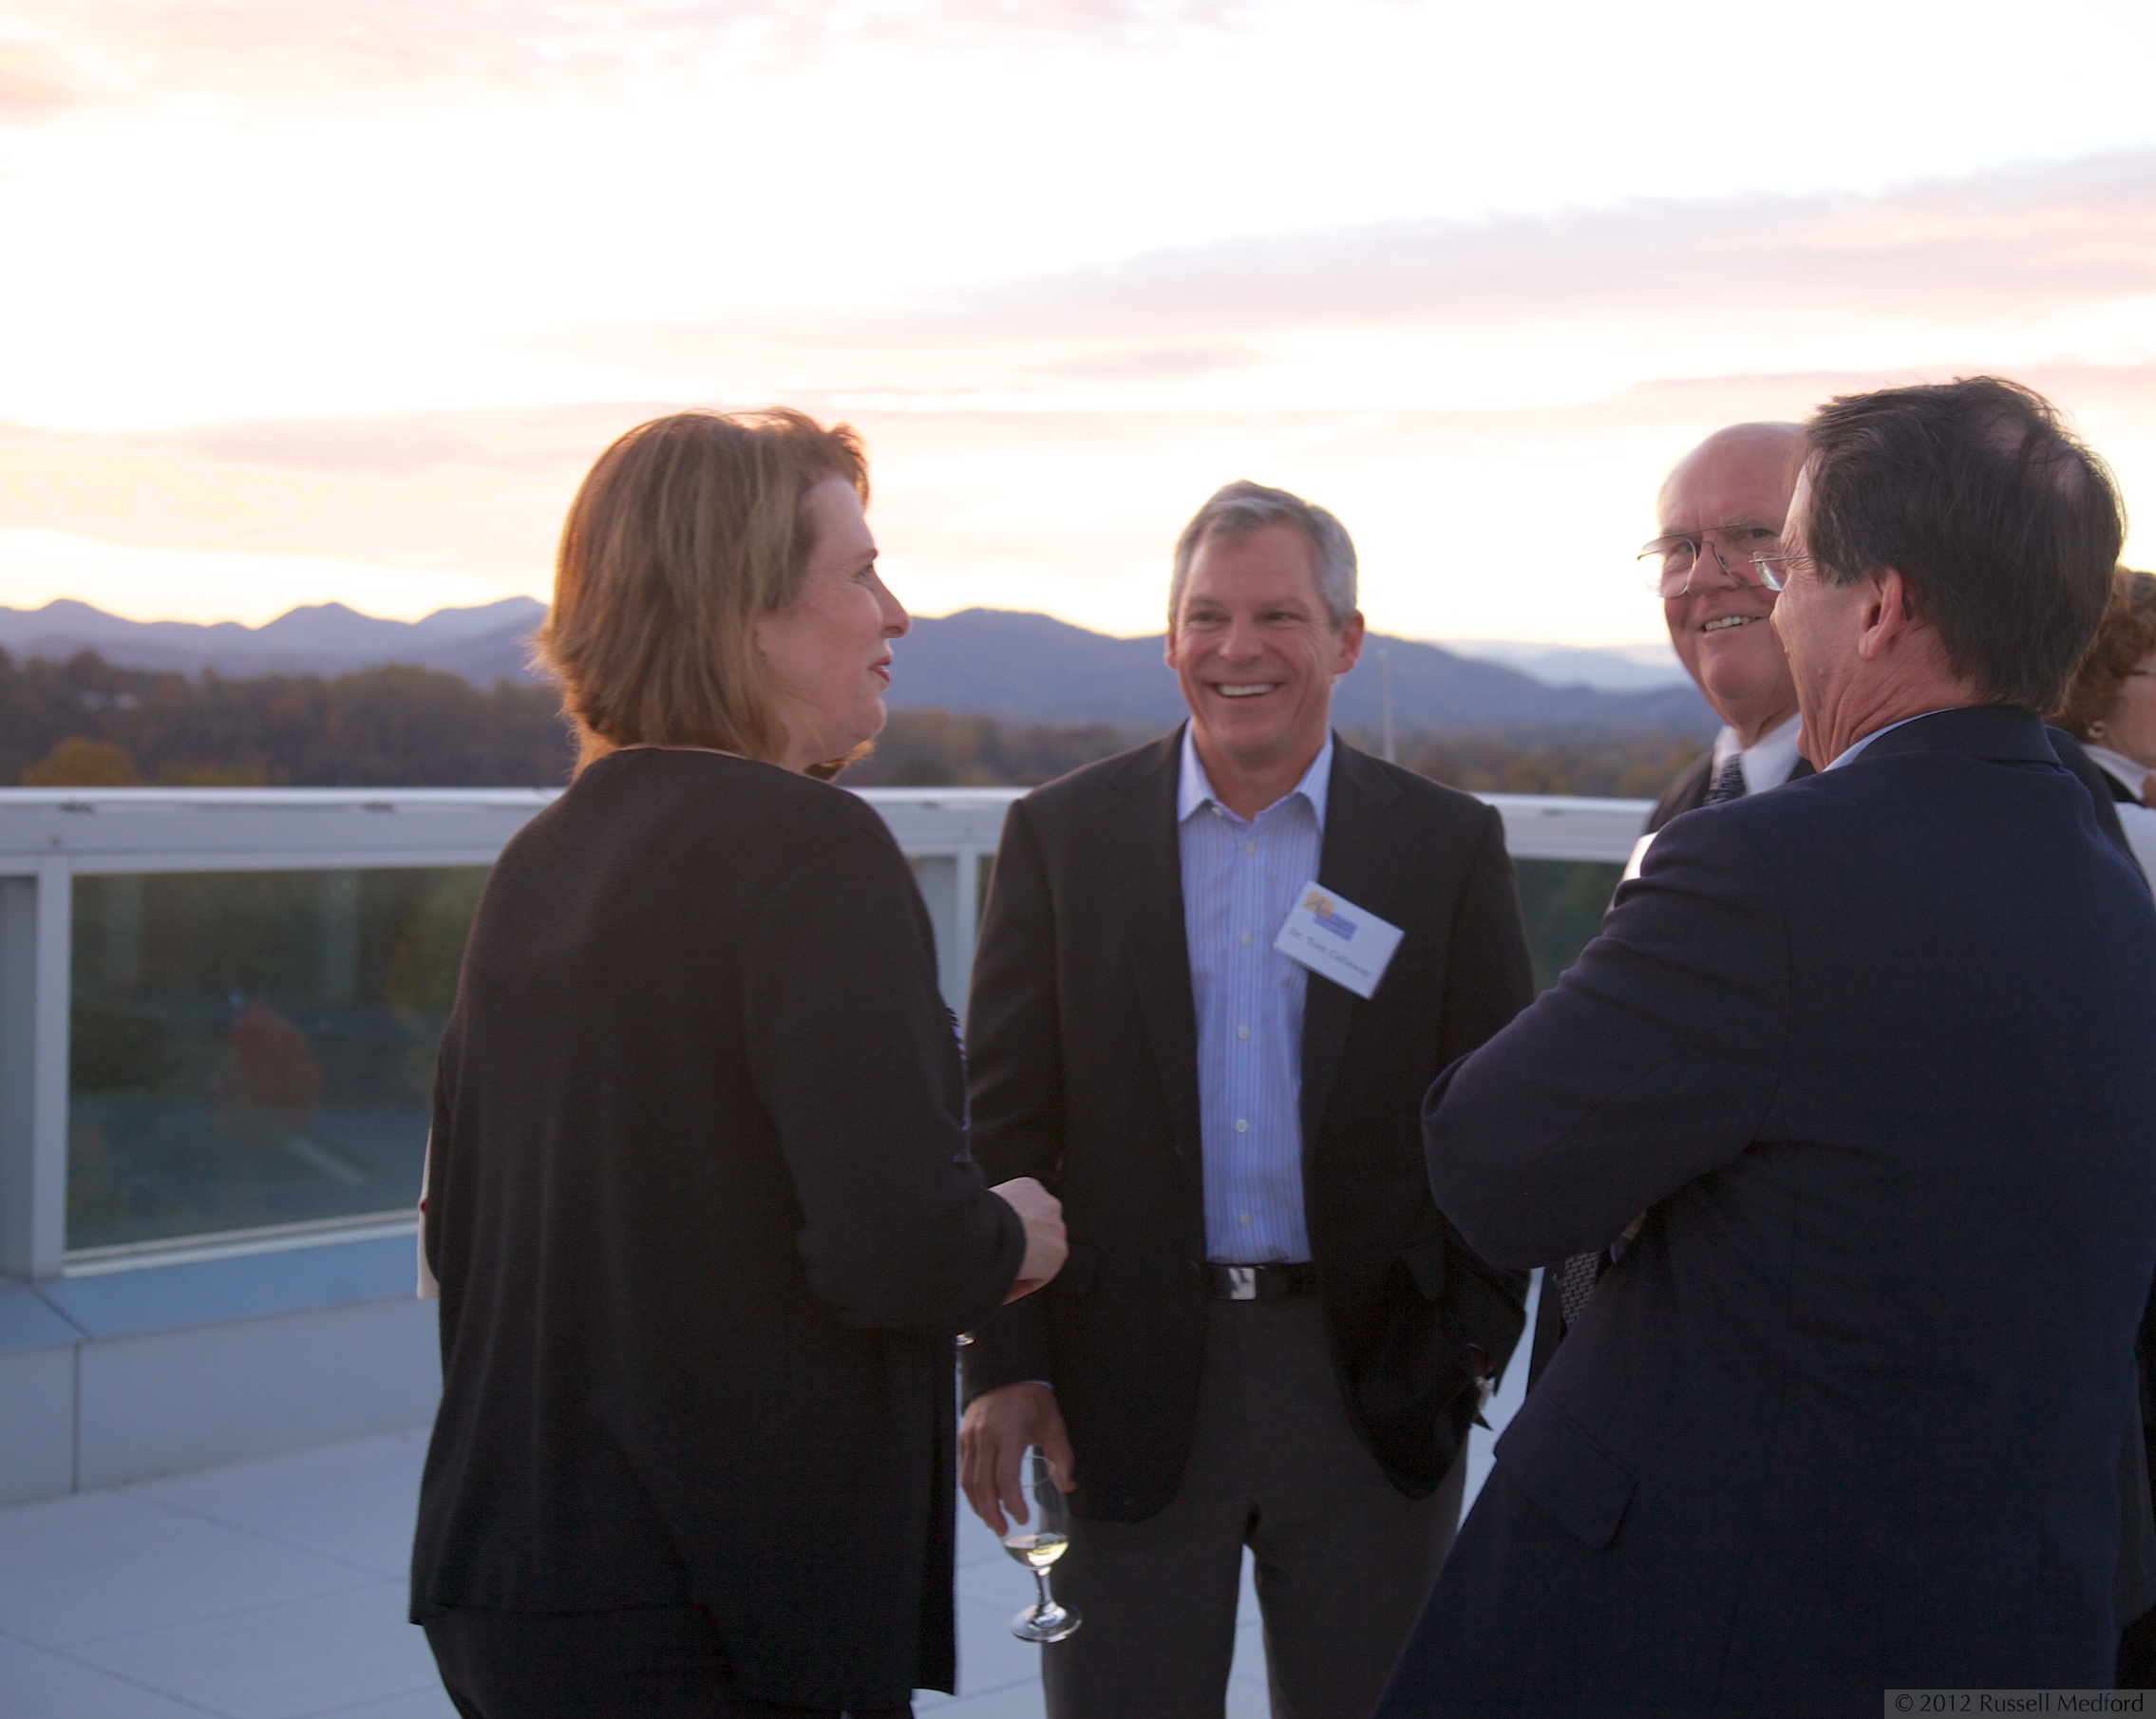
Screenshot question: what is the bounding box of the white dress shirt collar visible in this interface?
[1178,724,1333,832]
[1709,710,1805,796]
[1827,708,1960,770]
[2085,743,2151,805]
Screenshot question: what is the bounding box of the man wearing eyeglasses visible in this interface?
[1529,424,1815,1385]
[1376,378,2156,1714]
[1541,420,2156,1672]
[1634,422,1812,836]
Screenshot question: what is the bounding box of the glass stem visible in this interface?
[1033,1569,1050,1612]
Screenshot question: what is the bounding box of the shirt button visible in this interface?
[1242,841,1256,856]
[1238,1025,1251,1040]
[1240,932,1252,947]
[1239,1213,1253,1227]
[1235,1119,1249,1133]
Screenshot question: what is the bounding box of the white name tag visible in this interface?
[1274,882,1404,1000]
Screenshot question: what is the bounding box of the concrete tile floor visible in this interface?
[0,1276,1535,1718]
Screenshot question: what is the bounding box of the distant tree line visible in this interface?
[1385,728,1703,800]
[2,648,1706,800]
[1,649,574,787]
[838,708,1134,788]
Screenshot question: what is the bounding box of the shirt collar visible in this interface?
[2086,744,2151,803]
[1709,710,1805,795]
[1826,708,1958,770]
[1178,723,1333,831]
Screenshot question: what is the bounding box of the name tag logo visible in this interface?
[1276,881,1404,1000]
[1303,890,1359,940]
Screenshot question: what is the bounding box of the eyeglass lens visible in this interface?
[1640,526,1782,597]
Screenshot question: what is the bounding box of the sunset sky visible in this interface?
[5,0,2156,647]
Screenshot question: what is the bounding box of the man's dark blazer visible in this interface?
[960,728,1535,1521]
[1524,741,1818,1387]
[1526,727,2133,1391]
[2045,725,2139,862]
[1651,727,2116,841]
[1379,708,2156,1714]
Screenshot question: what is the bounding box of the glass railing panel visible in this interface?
[66,866,486,1252]
[1513,858,1624,993]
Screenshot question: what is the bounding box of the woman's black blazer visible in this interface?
[409,749,1024,1710]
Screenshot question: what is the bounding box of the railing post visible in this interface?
[0,857,70,1278]
[908,855,962,1016]
[952,848,980,1030]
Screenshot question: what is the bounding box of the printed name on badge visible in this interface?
[1274,882,1405,1001]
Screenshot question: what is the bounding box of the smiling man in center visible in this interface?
[957,480,1535,1719]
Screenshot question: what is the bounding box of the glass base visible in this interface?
[1010,1598,1082,1644]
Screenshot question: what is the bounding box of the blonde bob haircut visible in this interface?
[535,408,868,773]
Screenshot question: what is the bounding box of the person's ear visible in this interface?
[1333,612,1366,676]
[1855,569,1913,661]
[1163,623,1182,671]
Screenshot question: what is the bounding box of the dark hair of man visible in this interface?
[1802,376,2125,711]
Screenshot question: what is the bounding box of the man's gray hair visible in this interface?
[1168,481,1358,628]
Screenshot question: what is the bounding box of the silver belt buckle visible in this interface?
[1225,1266,1258,1301]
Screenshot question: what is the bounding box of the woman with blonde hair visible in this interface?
[409,409,1066,1717]
[2055,566,2156,880]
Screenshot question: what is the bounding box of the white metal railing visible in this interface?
[0,784,1648,1279]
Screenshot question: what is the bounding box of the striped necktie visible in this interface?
[1705,753,1748,804]
[1555,1249,1605,1332]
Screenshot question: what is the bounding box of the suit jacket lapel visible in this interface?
[1299,741,1410,1153]
[1109,731,1203,1167]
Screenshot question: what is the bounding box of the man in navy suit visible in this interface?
[1379,377,2156,1715]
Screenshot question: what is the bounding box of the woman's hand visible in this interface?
[989,1177,1068,1301]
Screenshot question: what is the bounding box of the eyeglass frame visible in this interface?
[1636,524,1790,598]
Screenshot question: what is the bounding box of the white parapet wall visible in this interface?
[0,783,1648,1501]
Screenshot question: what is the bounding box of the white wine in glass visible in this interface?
[1005,1448,1081,1643]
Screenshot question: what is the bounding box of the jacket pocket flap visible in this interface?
[1050,1244,1098,1299]
[1495,1406,1636,1549]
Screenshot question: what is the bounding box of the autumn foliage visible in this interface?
[4,647,1702,798]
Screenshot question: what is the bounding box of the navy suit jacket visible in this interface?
[1381,707,2156,1716]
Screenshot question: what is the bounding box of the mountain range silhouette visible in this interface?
[0,599,1713,735]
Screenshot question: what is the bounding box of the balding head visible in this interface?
[1656,422,1805,746]
[1657,423,1805,519]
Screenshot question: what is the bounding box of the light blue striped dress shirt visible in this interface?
[1178,723,1332,1264]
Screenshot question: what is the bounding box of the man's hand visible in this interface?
[989,1178,1068,1302]
[959,1382,1075,1536]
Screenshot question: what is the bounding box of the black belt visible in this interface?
[1205,1261,1316,1302]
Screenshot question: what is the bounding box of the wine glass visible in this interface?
[1004,1448,1081,1643]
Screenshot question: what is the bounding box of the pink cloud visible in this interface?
[20,358,2156,488]
[0,39,85,120]
[10,363,2156,638]
[542,151,2156,398]
[0,0,1250,120]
